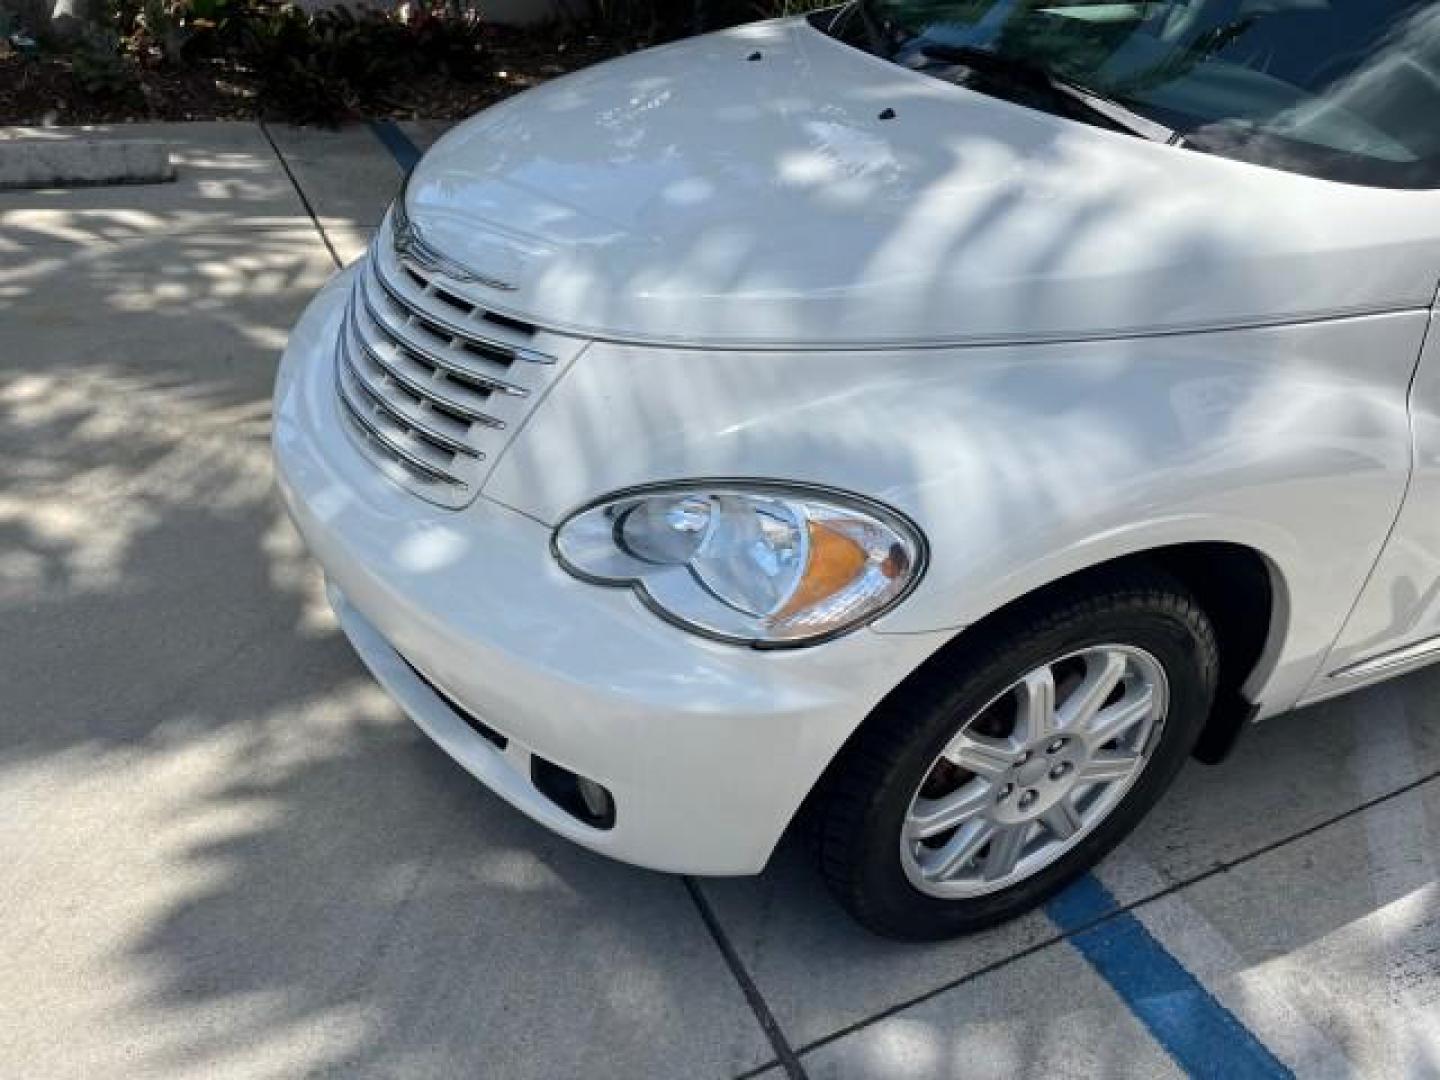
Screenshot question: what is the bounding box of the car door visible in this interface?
[1307,300,1440,702]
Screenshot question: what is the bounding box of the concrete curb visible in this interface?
[0,138,175,190]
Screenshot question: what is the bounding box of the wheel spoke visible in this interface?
[1086,686,1154,747]
[1039,795,1084,840]
[906,784,991,840]
[1013,666,1057,743]
[1057,649,1126,731]
[1078,750,1142,785]
[982,823,1030,881]
[946,733,1018,780]
[924,819,995,880]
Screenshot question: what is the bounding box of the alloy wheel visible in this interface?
[899,644,1169,898]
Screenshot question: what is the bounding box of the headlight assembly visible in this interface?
[553,483,926,647]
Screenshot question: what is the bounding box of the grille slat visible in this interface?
[359,272,531,399]
[339,336,481,459]
[334,232,577,508]
[336,376,467,488]
[373,252,556,367]
[347,322,506,430]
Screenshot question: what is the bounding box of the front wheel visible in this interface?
[816,570,1218,940]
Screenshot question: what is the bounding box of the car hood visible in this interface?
[405,19,1438,349]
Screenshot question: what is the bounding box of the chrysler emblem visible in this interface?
[394,218,518,292]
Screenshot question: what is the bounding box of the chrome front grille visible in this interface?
[335,228,580,508]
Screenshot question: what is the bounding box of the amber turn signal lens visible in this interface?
[777,520,869,619]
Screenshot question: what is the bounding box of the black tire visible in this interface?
[816,568,1218,941]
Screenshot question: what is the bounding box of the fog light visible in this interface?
[577,777,612,820]
[530,755,616,830]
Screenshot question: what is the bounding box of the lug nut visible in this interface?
[1019,789,1038,810]
[1047,738,1068,754]
[997,783,1015,802]
[1049,763,1072,781]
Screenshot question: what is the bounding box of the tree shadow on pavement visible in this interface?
[2,115,1438,1080]
[0,127,770,1080]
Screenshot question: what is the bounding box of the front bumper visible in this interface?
[272,269,950,874]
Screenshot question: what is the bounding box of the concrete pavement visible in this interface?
[3,119,1439,1079]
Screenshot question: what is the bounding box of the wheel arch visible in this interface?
[786,540,1290,875]
[1129,543,1286,761]
[885,541,1288,765]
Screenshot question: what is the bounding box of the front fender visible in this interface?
[484,310,1428,714]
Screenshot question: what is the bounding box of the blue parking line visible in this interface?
[368,119,423,172]
[1046,875,1293,1080]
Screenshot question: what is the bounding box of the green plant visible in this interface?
[109,0,246,66]
[240,4,389,122]
[397,0,488,82]
[566,0,834,40]
[68,23,141,95]
[237,3,490,125]
[754,0,834,14]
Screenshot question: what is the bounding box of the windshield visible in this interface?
[818,1,1440,187]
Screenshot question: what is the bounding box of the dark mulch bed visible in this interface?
[1,55,258,123]
[0,28,632,126]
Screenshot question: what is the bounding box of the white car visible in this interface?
[273,1,1440,938]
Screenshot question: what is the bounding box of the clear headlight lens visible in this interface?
[553,484,925,647]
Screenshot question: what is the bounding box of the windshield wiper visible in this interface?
[919,43,1183,146]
